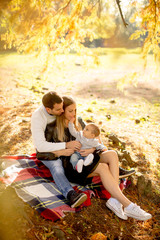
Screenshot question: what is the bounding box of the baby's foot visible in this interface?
[76,159,84,173]
[84,153,94,166]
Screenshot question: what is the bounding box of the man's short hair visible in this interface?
[42,91,62,109]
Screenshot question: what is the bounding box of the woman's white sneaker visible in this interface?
[124,203,152,221]
[106,198,128,220]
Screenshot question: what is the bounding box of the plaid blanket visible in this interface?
[0,154,128,221]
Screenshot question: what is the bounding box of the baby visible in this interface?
[68,120,106,173]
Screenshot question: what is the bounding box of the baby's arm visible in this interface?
[93,138,107,151]
[68,121,79,138]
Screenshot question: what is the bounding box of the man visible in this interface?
[31,91,135,208]
[31,91,87,208]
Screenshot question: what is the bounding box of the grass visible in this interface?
[0,47,153,69]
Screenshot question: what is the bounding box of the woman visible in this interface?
[43,96,152,221]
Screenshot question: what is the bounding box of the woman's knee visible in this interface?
[108,150,119,163]
[100,150,119,163]
[111,150,119,161]
[108,149,118,157]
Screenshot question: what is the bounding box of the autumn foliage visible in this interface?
[130,0,160,66]
[0,0,160,64]
[0,0,115,55]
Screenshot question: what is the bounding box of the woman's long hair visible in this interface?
[56,96,77,141]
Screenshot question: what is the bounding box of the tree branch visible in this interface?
[116,0,128,27]
[98,0,102,18]
[153,0,157,35]
[57,0,72,14]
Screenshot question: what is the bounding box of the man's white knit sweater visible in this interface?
[31,105,66,152]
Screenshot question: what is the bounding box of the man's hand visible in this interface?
[53,149,74,157]
[66,141,81,151]
[79,148,95,157]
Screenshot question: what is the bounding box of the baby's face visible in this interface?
[83,125,95,139]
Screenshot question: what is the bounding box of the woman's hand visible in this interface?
[79,148,96,157]
[52,149,74,157]
[66,141,81,151]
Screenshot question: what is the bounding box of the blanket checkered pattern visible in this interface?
[0,154,127,221]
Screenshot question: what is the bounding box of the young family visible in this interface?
[31,91,152,221]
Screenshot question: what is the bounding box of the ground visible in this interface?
[0,50,160,240]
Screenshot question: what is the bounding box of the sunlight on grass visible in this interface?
[0,48,158,88]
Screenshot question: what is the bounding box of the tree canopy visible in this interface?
[0,0,115,54]
[0,0,160,65]
[130,0,160,66]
